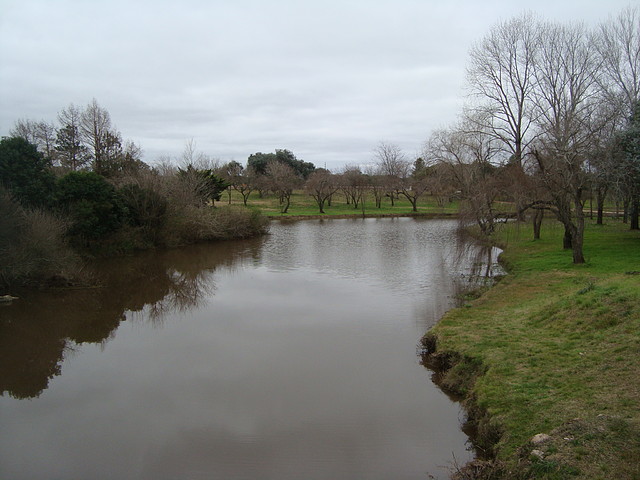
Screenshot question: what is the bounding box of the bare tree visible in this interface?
[339,165,368,209]
[426,124,502,234]
[596,6,640,118]
[531,20,602,263]
[235,168,257,206]
[266,160,299,213]
[466,12,540,167]
[398,169,430,212]
[305,170,338,214]
[10,119,57,160]
[375,142,406,176]
[35,121,56,161]
[9,119,39,145]
[56,104,90,171]
[374,142,406,206]
[363,165,386,208]
[80,98,113,173]
[219,160,243,204]
[181,138,202,166]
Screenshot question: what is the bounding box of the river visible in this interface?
[0,217,500,480]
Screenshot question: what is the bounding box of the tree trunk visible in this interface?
[596,191,605,225]
[563,226,572,250]
[281,195,291,214]
[314,196,325,214]
[533,209,543,240]
[571,197,586,264]
[571,226,585,264]
[631,195,639,230]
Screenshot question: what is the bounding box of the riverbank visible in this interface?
[422,220,640,479]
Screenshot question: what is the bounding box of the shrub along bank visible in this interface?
[0,138,269,289]
[422,220,640,479]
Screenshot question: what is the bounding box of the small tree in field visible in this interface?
[305,170,338,214]
[340,166,367,209]
[235,167,258,206]
[266,160,299,213]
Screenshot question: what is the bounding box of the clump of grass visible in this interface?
[160,204,268,246]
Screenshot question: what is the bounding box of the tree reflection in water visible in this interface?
[0,237,264,399]
[452,227,505,288]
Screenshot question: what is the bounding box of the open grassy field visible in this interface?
[219,189,461,217]
[425,220,640,479]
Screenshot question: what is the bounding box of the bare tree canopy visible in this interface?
[466,12,539,165]
[596,5,640,117]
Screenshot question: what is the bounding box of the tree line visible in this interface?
[0,101,269,288]
[10,99,146,178]
[3,6,638,276]
[211,6,640,260]
[421,6,640,263]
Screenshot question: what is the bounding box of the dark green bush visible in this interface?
[0,137,55,208]
[55,171,127,244]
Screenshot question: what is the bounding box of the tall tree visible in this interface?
[80,98,113,174]
[596,6,640,118]
[247,152,276,175]
[56,104,89,171]
[248,149,315,179]
[274,149,315,179]
[466,12,539,167]
[531,20,602,263]
[615,101,640,229]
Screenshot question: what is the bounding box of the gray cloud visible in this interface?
[0,0,632,170]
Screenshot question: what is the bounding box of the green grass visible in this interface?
[428,219,640,479]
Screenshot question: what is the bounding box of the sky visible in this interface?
[0,0,634,171]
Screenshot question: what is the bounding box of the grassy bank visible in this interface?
[423,220,640,479]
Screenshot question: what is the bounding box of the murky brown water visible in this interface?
[0,218,499,480]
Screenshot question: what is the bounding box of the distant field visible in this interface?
[218,189,460,217]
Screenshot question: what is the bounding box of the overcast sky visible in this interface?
[0,0,633,170]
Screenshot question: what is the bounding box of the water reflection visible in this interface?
[0,218,500,480]
[0,239,264,399]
